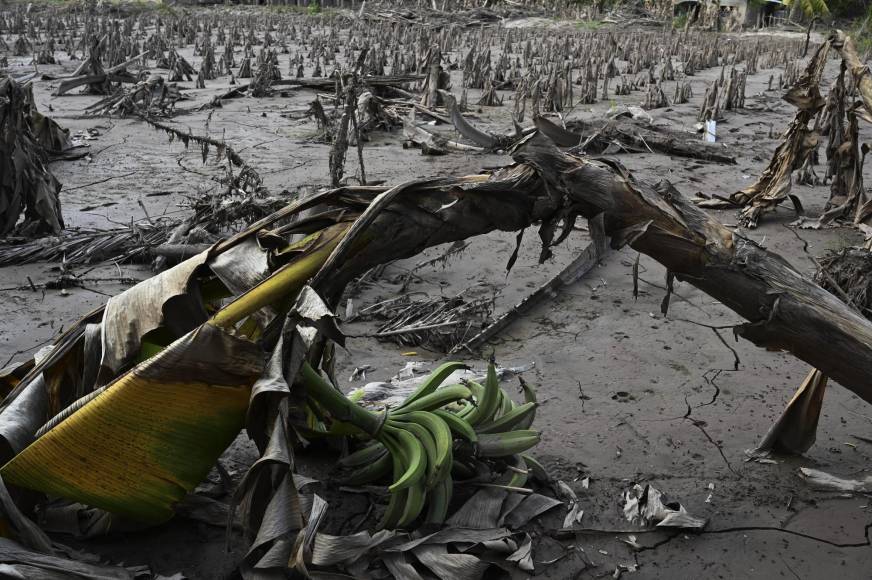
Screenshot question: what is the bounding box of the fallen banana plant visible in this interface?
[3,130,872,576]
[754,243,872,456]
[0,77,68,236]
[698,38,828,227]
[438,86,736,163]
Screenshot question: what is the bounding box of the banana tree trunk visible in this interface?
[508,134,872,403]
[306,135,872,405]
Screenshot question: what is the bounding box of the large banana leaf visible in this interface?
[0,224,347,523]
[1,323,262,523]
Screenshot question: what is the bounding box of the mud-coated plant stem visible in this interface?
[299,362,383,437]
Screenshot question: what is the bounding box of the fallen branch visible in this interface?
[452,238,603,353]
[403,109,484,154]
[535,115,737,164]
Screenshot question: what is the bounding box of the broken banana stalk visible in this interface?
[402,108,484,154]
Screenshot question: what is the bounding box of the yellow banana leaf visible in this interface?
[0,224,348,523]
[0,323,262,524]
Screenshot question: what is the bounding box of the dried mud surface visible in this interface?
[2,11,871,579]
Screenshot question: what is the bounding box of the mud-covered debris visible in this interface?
[799,467,872,492]
[348,365,373,382]
[364,290,495,352]
[85,74,184,117]
[817,247,872,318]
[533,114,736,164]
[557,480,585,528]
[0,537,151,579]
[296,472,559,578]
[403,108,484,154]
[622,483,707,529]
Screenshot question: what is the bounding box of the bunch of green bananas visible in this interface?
[331,361,542,530]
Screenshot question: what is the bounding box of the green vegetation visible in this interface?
[853,5,872,53]
[783,0,830,18]
[265,2,338,18]
[828,0,872,19]
[575,19,603,29]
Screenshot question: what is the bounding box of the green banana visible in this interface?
[503,454,529,489]
[338,441,386,468]
[521,453,550,482]
[309,357,549,529]
[402,362,469,408]
[477,402,538,434]
[464,363,501,426]
[390,419,440,489]
[477,430,541,457]
[377,434,408,530]
[392,384,472,415]
[425,474,453,525]
[398,482,427,528]
[520,376,537,405]
[496,388,514,419]
[387,425,427,492]
[467,379,486,399]
[342,451,391,485]
[482,362,502,419]
[432,409,478,443]
[455,380,483,420]
[512,401,537,430]
[405,411,453,486]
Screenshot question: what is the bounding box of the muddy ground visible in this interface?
[2,7,872,579]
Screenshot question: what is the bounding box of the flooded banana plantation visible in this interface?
[1,0,872,578]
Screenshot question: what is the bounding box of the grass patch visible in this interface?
[575,19,603,30]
